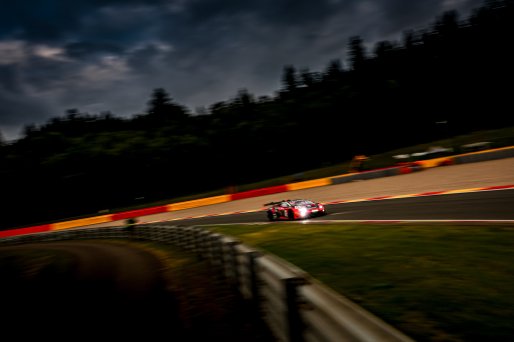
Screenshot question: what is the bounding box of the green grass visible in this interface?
[207,223,514,341]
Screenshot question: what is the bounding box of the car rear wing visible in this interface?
[264,201,284,206]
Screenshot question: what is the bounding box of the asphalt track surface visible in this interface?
[167,188,514,226]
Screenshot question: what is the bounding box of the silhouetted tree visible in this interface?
[281,65,299,92]
[322,59,344,82]
[300,68,320,87]
[147,88,189,122]
[348,36,366,71]
[22,124,37,138]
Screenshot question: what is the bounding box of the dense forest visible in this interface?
[1,0,513,229]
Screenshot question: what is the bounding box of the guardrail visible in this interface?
[454,145,514,164]
[0,225,413,342]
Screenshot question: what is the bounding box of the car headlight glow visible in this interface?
[299,207,308,217]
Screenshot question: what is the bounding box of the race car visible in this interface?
[265,199,327,221]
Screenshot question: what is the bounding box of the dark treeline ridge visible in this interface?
[1,0,513,229]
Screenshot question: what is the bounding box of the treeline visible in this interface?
[1,0,513,229]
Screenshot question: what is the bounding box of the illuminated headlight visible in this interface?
[299,207,308,217]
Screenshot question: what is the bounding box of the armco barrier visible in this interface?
[330,173,357,185]
[0,224,413,342]
[350,167,400,181]
[167,195,231,211]
[0,224,51,238]
[331,166,410,184]
[111,205,168,221]
[52,214,112,230]
[418,156,454,168]
[231,185,288,201]
[454,146,514,164]
[286,178,332,191]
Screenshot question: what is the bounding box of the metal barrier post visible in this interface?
[285,277,307,342]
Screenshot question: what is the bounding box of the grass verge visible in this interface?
[207,223,514,342]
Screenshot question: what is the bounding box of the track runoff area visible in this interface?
[148,184,514,226]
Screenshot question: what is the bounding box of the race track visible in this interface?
[82,157,514,228]
[167,188,514,225]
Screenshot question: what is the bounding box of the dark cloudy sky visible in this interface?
[0,0,484,140]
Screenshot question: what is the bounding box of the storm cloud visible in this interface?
[0,0,484,140]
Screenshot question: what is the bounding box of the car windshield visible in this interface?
[292,200,313,206]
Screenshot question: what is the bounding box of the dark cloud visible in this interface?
[65,41,124,59]
[0,88,52,140]
[0,0,170,41]
[0,0,486,140]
